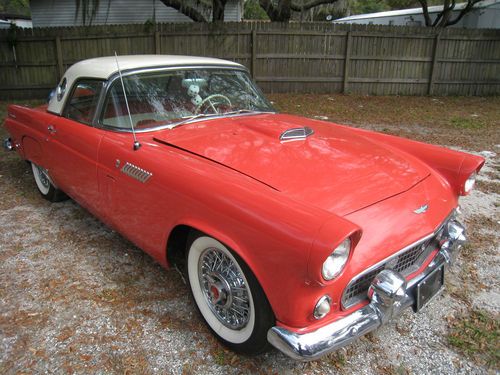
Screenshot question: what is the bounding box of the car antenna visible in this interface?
[114,52,140,151]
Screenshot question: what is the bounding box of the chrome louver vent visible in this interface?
[121,162,152,183]
[280,127,314,142]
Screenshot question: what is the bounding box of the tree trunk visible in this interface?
[259,0,340,22]
[212,0,228,22]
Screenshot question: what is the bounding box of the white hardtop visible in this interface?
[47,55,244,115]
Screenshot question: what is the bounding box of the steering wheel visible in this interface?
[195,94,232,115]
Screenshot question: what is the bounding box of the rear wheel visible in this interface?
[186,233,274,354]
[31,162,67,202]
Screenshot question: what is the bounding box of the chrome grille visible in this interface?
[342,236,437,309]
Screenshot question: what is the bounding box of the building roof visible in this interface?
[335,0,498,21]
[48,55,244,115]
[0,13,31,21]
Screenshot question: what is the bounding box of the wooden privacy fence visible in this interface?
[0,22,499,99]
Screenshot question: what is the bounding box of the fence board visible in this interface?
[0,22,499,99]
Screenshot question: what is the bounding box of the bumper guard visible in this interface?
[267,218,466,360]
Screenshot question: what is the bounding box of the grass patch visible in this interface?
[268,94,500,150]
[450,116,485,130]
[447,310,500,369]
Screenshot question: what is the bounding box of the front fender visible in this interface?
[346,126,485,196]
[308,216,362,286]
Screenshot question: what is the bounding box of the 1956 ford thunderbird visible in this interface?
[3,55,484,360]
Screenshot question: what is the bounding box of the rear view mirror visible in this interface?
[182,78,207,89]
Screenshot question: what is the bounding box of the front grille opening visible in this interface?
[342,237,437,309]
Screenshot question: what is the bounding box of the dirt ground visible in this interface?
[1,96,499,374]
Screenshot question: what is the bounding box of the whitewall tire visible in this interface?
[186,233,274,354]
[31,162,67,202]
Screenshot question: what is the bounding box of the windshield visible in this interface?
[101,68,274,130]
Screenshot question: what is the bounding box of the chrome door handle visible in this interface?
[47,125,57,134]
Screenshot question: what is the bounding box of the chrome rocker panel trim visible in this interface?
[267,219,466,361]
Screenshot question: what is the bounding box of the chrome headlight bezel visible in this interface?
[322,238,351,281]
[463,171,477,194]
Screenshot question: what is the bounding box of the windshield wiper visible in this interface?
[222,109,274,116]
[166,109,274,130]
[166,113,220,130]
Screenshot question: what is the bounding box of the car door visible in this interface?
[46,79,106,214]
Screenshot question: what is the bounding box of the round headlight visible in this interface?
[322,238,351,281]
[464,172,476,194]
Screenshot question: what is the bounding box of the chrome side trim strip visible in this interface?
[120,162,152,183]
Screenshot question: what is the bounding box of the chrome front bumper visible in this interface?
[267,218,466,361]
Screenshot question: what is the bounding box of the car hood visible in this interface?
[153,113,430,216]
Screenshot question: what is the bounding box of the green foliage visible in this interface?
[6,22,18,47]
[447,310,499,369]
[0,0,30,16]
[144,19,155,33]
[351,0,390,14]
[450,116,485,130]
[244,0,269,20]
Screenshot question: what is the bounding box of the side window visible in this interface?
[63,80,103,125]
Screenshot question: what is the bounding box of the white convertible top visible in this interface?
[47,55,244,115]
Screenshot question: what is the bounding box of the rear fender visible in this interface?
[22,136,45,166]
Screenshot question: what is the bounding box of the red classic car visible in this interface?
[3,55,484,360]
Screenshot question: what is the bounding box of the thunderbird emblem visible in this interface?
[413,204,429,214]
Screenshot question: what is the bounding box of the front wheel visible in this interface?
[31,162,67,202]
[186,234,274,354]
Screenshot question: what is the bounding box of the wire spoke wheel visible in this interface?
[198,247,251,330]
[187,234,274,353]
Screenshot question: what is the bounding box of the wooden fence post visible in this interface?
[154,31,161,54]
[251,29,257,79]
[343,31,352,94]
[55,36,64,81]
[428,32,441,95]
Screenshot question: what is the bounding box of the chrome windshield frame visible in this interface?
[94,64,276,133]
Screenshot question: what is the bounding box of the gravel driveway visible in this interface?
[1,98,498,374]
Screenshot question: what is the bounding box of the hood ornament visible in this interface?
[280,127,314,142]
[413,204,429,214]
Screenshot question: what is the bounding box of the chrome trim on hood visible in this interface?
[280,127,314,142]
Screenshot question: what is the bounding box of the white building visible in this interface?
[334,0,500,28]
[0,13,32,29]
[29,0,243,27]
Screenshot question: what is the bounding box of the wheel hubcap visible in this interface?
[198,247,250,330]
[36,165,50,189]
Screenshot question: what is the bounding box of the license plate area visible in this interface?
[415,265,444,312]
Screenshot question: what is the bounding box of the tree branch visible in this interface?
[414,0,482,28]
[159,0,209,22]
[289,0,339,12]
[445,0,481,26]
[258,0,278,20]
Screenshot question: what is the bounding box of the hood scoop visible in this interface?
[280,127,314,142]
